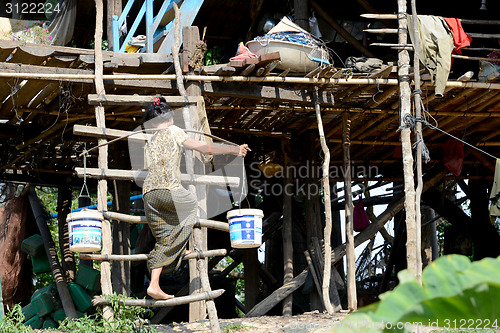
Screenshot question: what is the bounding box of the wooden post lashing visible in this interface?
[281,139,293,316]
[94,0,113,321]
[397,0,418,278]
[313,88,335,314]
[341,112,357,311]
[410,0,424,283]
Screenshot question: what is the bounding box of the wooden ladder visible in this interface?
[75,93,227,332]
[86,3,223,329]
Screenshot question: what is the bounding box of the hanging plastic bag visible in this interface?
[442,138,464,177]
[309,12,322,38]
[353,196,371,232]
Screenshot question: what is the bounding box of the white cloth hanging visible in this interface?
[47,0,77,46]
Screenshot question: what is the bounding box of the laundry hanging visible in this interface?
[442,17,472,54]
[490,159,500,217]
[408,15,454,97]
[442,138,464,177]
[353,196,371,232]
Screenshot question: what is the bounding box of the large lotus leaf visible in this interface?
[399,282,500,328]
[337,255,500,333]
[372,280,430,323]
[421,254,471,297]
[460,257,500,288]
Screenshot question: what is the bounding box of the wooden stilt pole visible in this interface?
[111,177,131,296]
[282,139,293,316]
[313,87,335,314]
[410,0,424,283]
[397,0,418,278]
[93,0,113,321]
[341,111,357,311]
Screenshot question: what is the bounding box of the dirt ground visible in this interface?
[150,311,350,333]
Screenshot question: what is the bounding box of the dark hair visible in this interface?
[143,96,173,123]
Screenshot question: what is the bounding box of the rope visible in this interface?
[402,101,498,160]
[79,128,244,157]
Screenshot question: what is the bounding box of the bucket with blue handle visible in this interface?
[227,209,263,248]
[67,209,103,253]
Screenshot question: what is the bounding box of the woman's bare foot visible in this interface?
[147,286,174,300]
[184,249,191,256]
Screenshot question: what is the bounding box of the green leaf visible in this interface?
[400,282,500,325]
[422,254,471,298]
[373,281,429,323]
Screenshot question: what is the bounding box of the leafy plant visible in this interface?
[222,323,252,332]
[0,304,33,333]
[58,293,156,333]
[11,25,52,45]
[334,254,500,332]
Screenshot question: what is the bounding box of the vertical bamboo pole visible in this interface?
[397,0,417,278]
[341,111,357,311]
[94,0,113,321]
[282,139,293,316]
[410,0,423,283]
[313,87,334,314]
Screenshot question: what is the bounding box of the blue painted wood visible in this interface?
[112,15,120,52]
[111,0,204,53]
[119,0,147,53]
[118,0,136,27]
[152,0,175,33]
[157,0,205,54]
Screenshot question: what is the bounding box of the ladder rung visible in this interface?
[87,94,198,106]
[103,211,229,232]
[92,289,225,307]
[74,167,240,187]
[79,249,227,261]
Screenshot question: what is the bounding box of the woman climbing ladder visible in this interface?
[142,97,248,300]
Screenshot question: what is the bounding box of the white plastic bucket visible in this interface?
[67,209,103,253]
[227,209,264,248]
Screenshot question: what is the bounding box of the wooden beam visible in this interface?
[245,269,309,317]
[87,94,197,106]
[79,249,227,261]
[74,167,240,186]
[92,289,225,307]
[102,211,230,231]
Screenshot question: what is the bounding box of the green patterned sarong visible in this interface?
[143,187,197,273]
